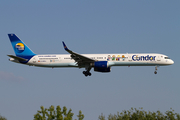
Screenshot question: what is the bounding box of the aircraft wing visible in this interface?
[7,55,28,62]
[62,42,96,66]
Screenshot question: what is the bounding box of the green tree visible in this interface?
[34,105,83,120]
[77,111,84,120]
[98,113,105,120]
[0,114,7,120]
[98,108,180,120]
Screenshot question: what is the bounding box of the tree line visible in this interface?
[98,107,180,120]
[1,106,180,120]
[33,106,180,120]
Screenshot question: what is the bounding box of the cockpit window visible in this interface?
[164,57,170,59]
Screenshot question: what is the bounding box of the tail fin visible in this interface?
[8,34,36,59]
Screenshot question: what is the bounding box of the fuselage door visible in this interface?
[128,55,132,61]
[157,56,161,61]
[59,57,62,61]
[33,57,36,63]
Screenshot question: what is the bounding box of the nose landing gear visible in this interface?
[154,66,158,74]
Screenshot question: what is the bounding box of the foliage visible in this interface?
[34,105,84,120]
[98,108,180,120]
[0,115,7,120]
[76,111,84,120]
[98,113,105,120]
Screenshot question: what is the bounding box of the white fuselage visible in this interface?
[24,53,174,68]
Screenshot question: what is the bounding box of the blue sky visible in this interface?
[0,1,180,120]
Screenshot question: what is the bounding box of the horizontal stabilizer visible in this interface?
[7,55,28,61]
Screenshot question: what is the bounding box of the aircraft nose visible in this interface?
[170,59,174,64]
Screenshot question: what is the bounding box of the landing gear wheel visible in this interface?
[85,73,88,77]
[154,71,157,74]
[83,71,92,77]
[88,72,91,76]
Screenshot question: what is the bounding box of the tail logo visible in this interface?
[15,43,25,53]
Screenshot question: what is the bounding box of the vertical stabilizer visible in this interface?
[8,34,36,59]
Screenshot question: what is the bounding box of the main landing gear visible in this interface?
[83,71,91,76]
[83,65,92,77]
[154,66,158,74]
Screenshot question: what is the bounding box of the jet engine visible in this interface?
[93,61,111,72]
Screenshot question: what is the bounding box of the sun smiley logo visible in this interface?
[15,43,25,53]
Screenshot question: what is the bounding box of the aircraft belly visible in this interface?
[34,62,78,68]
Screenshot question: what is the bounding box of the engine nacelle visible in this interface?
[93,61,111,72]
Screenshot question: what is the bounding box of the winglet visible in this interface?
[62,41,69,51]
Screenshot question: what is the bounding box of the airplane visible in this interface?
[7,34,174,77]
